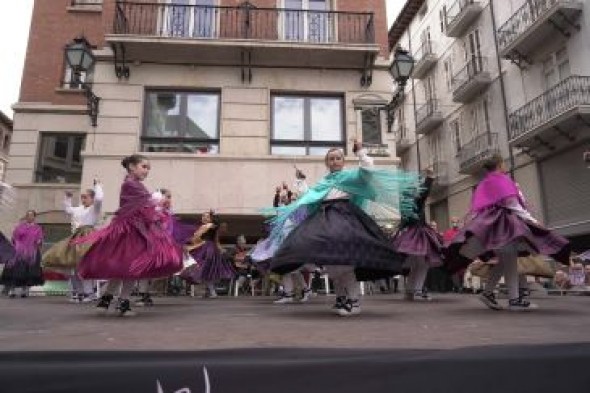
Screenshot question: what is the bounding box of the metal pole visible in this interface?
[408,31,421,172]
[489,0,515,178]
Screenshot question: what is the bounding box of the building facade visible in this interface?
[389,0,589,251]
[0,111,12,182]
[4,0,398,243]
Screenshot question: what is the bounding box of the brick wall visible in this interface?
[19,0,109,105]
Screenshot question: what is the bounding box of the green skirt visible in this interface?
[42,226,94,272]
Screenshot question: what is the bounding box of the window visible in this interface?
[443,59,453,90]
[36,134,86,183]
[283,0,332,43]
[439,6,447,33]
[0,161,5,182]
[463,28,483,74]
[62,64,87,89]
[271,95,344,156]
[450,119,461,154]
[361,108,382,145]
[3,133,10,151]
[542,47,570,89]
[143,91,220,154]
[163,0,217,38]
[70,0,103,6]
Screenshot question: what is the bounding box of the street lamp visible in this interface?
[64,36,100,127]
[386,47,415,132]
[389,47,415,88]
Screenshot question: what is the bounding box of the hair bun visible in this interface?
[121,156,131,169]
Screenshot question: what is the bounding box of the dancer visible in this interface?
[42,179,104,303]
[256,140,419,316]
[135,188,174,307]
[76,154,183,316]
[445,155,570,310]
[392,169,443,301]
[179,210,236,298]
[0,210,44,298]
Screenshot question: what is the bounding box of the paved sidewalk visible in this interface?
[0,293,588,351]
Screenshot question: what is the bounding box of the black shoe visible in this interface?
[96,294,113,311]
[519,288,531,298]
[116,299,136,316]
[479,291,502,311]
[332,296,346,314]
[337,299,361,317]
[508,297,538,311]
[135,293,154,307]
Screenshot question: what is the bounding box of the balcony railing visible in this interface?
[412,40,437,79]
[508,75,590,141]
[445,0,482,37]
[394,124,412,151]
[430,161,450,188]
[113,1,375,45]
[451,57,487,92]
[498,0,581,54]
[458,132,499,173]
[413,40,435,63]
[363,143,391,157]
[416,99,441,129]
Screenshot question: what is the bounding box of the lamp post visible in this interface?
[64,36,100,127]
[386,47,415,133]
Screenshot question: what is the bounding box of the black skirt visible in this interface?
[271,199,404,280]
[0,251,44,287]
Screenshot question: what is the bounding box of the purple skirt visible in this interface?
[392,224,443,267]
[180,241,236,284]
[444,206,570,274]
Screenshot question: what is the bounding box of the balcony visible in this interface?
[444,0,483,38]
[451,57,491,103]
[458,133,500,175]
[412,40,437,79]
[416,99,443,135]
[108,1,379,69]
[394,124,412,153]
[498,0,583,61]
[429,161,450,191]
[508,75,590,148]
[363,143,391,157]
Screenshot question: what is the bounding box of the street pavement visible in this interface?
[0,293,588,351]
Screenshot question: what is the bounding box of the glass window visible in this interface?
[36,134,86,183]
[310,98,342,141]
[62,65,87,89]
[143,91,220,154]
[361,108,382,145]
[273,97,305,141]
[271,94,344,156]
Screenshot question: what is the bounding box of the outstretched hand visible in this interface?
[295,169,306,180]
[65,191,74,198]
[352,140,363,154]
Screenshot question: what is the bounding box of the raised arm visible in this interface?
[93,181,104,214]
[63,192,75,215]
[353,140,374,168]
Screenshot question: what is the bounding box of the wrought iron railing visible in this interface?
[451,56,488,93]
[416,98,440,127]
[413,39,435,64]
[508,75,590,140]
[458,132,499,171]
[113,1,375,44]
[430,161,449,185]
[446,0,479,28]
[395,124,409,142]
[498,0,565,52]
